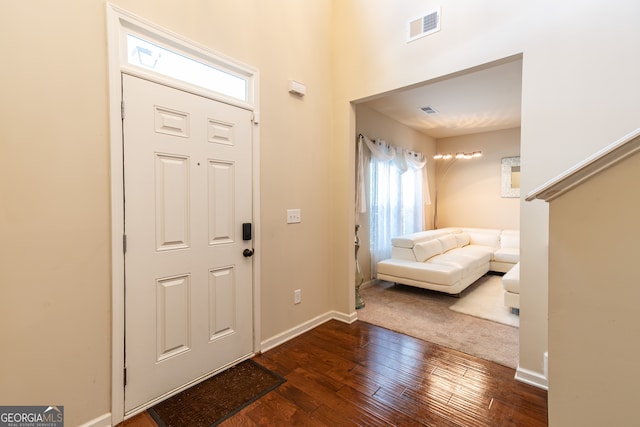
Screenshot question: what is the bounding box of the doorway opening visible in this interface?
[354,55,523,367]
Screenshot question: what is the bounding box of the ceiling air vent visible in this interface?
[420,106,438,115]
[407,9,441,43]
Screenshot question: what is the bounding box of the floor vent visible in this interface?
[408,9,441,42]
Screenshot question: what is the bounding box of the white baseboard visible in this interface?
[515,365,549,390]
[79,413,111,427]
[332,310,358,324]
[260,310,356,353]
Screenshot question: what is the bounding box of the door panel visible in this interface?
[155,154,190,250]
[123,74,254,413]
[208,160,235,244]
[156,274,190,361]
[208,266,236,339]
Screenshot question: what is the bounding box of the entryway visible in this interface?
[107,5,261,422]
[122,74,255,413]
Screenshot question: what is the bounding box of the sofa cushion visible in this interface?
[502,262,520,293]
[494,248,520,264]
[462,228,500,248]
[453,232,470,247]
[391,246,419,261]
[500,229,520,249]
[430,256,478,278]
[392,233,425,249]
[438,234,458,252]
[459,245,495,261]
[431,247,492,274]
[391,229,452,248]
[413,239,443,262]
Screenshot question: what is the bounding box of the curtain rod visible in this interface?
[357,133,424,158]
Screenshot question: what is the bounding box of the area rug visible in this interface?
[148,359,285,427]
[450,274,519,327]
[357,275,519,368]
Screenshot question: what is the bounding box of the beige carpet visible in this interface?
[356,274,519,368]
[450,275,519,327]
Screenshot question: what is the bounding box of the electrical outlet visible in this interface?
[294,289,302,304]
[287,209,301,224]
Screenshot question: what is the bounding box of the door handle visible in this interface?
[243,249,254,257]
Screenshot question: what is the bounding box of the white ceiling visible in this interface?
[361,57,523,139]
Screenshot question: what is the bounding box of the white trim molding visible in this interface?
[526,127,640,202]
[515,365,549,390]
[260,311,357,353]
[78,413,111,427]
[335,310,359,324]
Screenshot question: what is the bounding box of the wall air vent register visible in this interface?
[407,9,441,43]
[419,105,438,115]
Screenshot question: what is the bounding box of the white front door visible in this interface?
[122,74,254,413]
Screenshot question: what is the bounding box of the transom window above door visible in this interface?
[125,33,249,103]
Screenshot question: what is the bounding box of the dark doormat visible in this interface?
[148,359,285,427]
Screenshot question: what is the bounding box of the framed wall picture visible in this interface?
[501,156,520,198]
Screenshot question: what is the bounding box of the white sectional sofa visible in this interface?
[502,261,520,311]
[376,227,519,295]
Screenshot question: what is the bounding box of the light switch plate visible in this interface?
[287,209,301,224]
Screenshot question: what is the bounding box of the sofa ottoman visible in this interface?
[503,261,520,313]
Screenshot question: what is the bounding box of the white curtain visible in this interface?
[358,135,428,277]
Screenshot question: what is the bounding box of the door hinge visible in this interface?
[123,367,127,387]
[121,100,125,120]
[123,234,127,254]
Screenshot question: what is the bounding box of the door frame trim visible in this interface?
[106,4,261,424]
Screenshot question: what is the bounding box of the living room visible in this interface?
[355,112,521,281]
[354,58,522,366]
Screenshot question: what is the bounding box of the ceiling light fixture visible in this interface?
[433,150,482,160]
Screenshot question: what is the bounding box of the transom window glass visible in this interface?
[126,34,248,101]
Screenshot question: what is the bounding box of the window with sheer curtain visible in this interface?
[358,135,428,277]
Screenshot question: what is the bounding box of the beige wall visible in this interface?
[2,1,640,424]
[436,128,520,230]
[517,1,640,394]
[114,0,335,360]
[355,105,436,283]
[548,151,640,425]
[332,0,640,416]
[1,1,335,425]
[0,2,112,425]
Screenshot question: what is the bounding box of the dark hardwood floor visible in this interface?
[121,320,547,426]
